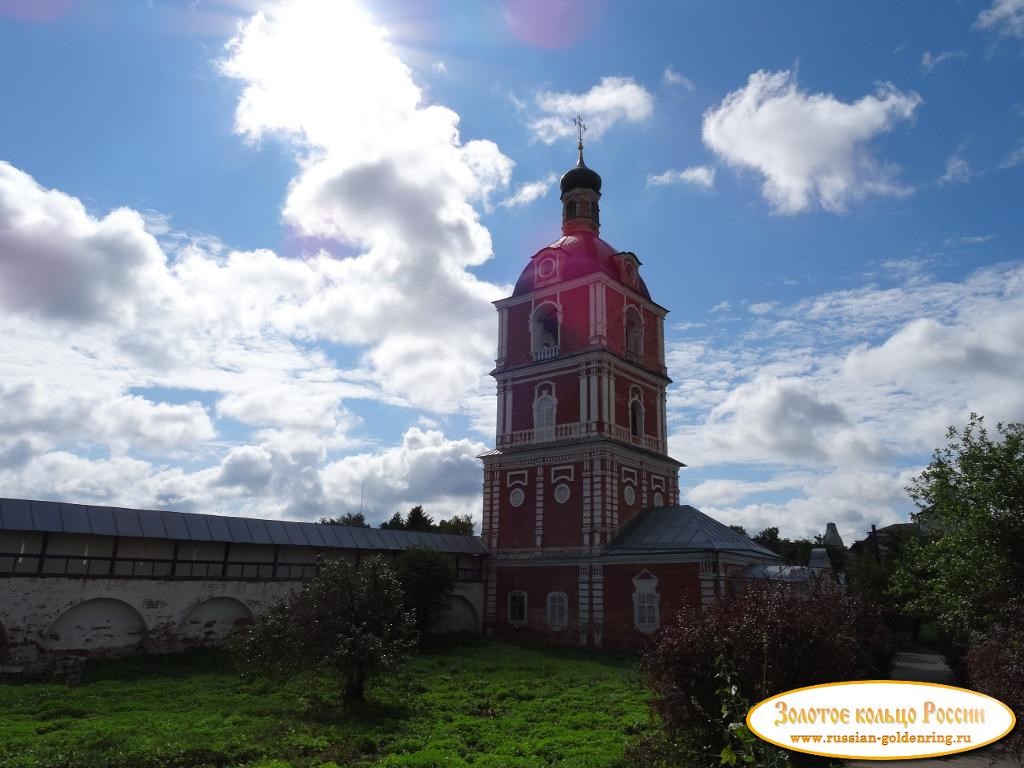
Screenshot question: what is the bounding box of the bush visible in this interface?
[394,547,455,639]
[964,616,1024,762]
[638,584,891,766]
[231,556,416,702]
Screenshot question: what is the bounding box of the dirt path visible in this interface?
[842,652,1015,767]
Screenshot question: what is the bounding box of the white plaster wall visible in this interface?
[0,577,296,666]
[0,577,484,669]
[179,597,254,644]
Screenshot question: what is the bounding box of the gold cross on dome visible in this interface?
[573,114,587,146]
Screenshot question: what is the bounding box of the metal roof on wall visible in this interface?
[0,498,486,555]
[607,505,780,560]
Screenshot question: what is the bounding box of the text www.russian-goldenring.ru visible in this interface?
[790,732,973,747]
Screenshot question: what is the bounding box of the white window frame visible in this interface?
[533,382,557,442]
[508,590,528,625]
[546,591,568,629]
[632,571,660,634]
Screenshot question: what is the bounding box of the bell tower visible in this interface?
[480,127,683,560]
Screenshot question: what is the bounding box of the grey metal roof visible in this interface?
[0,498,486,555]
[607,505,780,560]
[739,564,816,582]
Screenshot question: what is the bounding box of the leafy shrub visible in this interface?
[964,617,1024,762]
[637,584,891,766]
[394,547,455,639]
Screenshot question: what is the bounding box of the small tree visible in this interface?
[891,415,1024,642]
[319,512,371,528]
[404,505,435,532]
[395,547,456,639]
[436,514,475,535]
[231,557,415,703]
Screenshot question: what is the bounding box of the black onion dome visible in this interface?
[559,154,602,197]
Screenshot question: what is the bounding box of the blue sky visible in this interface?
[1,0,1022,542]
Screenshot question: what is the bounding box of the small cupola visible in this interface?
[559,116,602,235]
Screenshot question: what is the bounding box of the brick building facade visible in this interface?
[480,142,778,649]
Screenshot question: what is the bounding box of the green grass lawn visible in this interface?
[0,641,652,768]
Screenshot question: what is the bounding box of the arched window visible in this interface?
[508,591,527,625]
[564,200,577,219]
[625,307,643,360]
[533,385,556,441]
[547,592,568,629]
[630,395,644,438]
[531,303,560,360]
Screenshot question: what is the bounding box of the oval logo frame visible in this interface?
[746,680,1016,760]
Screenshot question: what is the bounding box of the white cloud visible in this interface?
[528,76,655,144]
[0,162,170,325]
[976,0,1024,38]
[667,261,1024,538]
[500,173,556,207]
[940,151,972,184]
[748,302,777,315]
[921,50,966,74]
[218,0,511,412]
[1002,144,1024,169]
[662,66,695,92]
[702,69,921,214]
[0,0,518,520]
[0,382,215,455]
[321,427,486,524]
[646,165,715,189]
[945,234,993,246]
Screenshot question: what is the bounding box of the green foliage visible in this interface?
[752,527,815,565]
[381,506,435,532]
[394,547,456,639]
[319,513,371,528]
[0,643,646,768]
[964,621,1024,761]
[231,557,416,703]
[891,415,1024,642]
[639,585,890,767]
[714,660,792,768]
[846,526,922,645]
[435,514,475,536]
[380,507,475,536]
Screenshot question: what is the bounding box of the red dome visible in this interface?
[512,230,652,299]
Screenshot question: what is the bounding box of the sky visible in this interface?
[0,0,1022,543]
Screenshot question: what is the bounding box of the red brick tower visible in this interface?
[480,138,686,646]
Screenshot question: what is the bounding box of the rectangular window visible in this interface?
[508,591,527,624]
[635,590,659,632]
[547,592,568,629]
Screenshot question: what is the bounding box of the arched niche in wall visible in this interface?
[44,598,147,652]
[433,594,479,635]
[179,597,254,644]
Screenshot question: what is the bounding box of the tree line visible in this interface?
[320,505,475,536]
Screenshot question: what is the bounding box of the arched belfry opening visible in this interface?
[625,306,643,360]
[630,395,644,438]
[531,303,560,360]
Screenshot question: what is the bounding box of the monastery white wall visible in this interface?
[0,577,484,674]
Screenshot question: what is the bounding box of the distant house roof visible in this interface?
[606,505,780,560]
[0,498,487,555]
[739,564,816,582]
